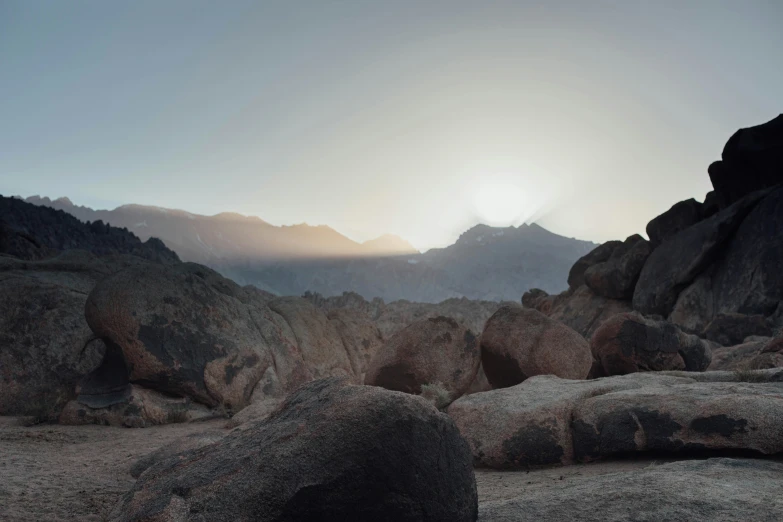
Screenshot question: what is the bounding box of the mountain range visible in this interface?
[23,195,596,302]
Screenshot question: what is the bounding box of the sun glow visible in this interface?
[471,178,528,226]
[468,170,564,228]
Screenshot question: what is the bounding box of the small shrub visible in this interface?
[420,382,452,410]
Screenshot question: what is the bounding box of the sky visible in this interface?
[1,1,781,251]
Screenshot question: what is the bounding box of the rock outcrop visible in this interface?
[364,317,480,407]
[448,370,783,469]
[110,378,478,522]
[527,116,783,346]
[702,313,773,346]
[0,251,120,416]
[567,240,623,290]
[82,263,374,421]
[646,198,703,247]
[590,312,712,376]
[708,114,783,206]
[480,305,592,388]
[528,285,633,339]
[632,189,769,318]
[583,235,652,300]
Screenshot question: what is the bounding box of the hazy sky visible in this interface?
[1,1,781,250]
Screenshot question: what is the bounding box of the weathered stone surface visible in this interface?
[84,262,369,412]
[646,198,703,247]
[266,296,356,383]
[572,380,783,461]
[708,340,768,371]
[708,186,783,317]
[0,251,111,416]
[85,263,278,411]
[466,363,492,394]
[478,458,783,522]
[326,308,384,380]
[584,235,652,299]
[533,285,633,339]
[83,262,375,421]
[702,313,772,346]
[480,305,592,389]
[567,240,623,290]
[365,317,480,407]
[590,312,712,375]
[110,378,478,522]
[668,270,716,334]
[708,114,783,205]
[633,190,769,317]
[746,337,783,370]
[448,373,693,468]
[59,385,212,428]
[449,370,783,470]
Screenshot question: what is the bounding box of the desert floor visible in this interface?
[0,416,678,521]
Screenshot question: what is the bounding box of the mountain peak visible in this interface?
[362,234,419,256]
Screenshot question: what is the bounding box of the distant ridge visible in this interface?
[24,195,595,302]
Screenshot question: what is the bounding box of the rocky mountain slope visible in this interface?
[24,197,595,302]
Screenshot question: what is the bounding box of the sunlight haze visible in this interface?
[2,0,782,250]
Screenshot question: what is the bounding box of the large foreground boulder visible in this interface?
[590,312,712,375]
[448,370,783,469]
[480,305,592,388]
[365,317,480,407]
[478,458,783,522]
[110,378,478,522]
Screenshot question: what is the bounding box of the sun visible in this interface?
[472,179,527,226]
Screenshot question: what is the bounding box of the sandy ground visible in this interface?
[0,416,666,521]
[0,417,228,521]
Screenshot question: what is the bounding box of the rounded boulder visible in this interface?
[480,305,592,388]
[364,316,480,407]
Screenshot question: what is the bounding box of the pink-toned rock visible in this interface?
[326,308,384,380]
[591,312,712,376]
[364,316,480,407]
[480,305,592,388]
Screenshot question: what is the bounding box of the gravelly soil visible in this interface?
[0,416,680,521]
